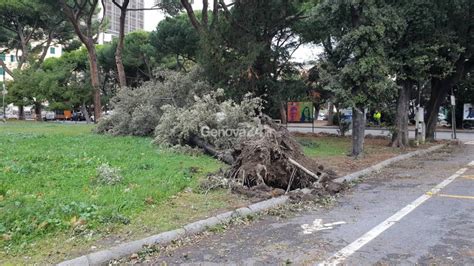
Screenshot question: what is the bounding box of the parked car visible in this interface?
[42,111,56,121]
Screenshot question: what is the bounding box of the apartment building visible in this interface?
[98,0,145,44]
[0,45,63,81]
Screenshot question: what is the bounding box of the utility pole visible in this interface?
[450,88,456,140]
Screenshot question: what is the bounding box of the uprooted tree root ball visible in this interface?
[224,117,344,198]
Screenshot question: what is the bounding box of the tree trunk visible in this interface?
[59,0,103,122]
[280,101,287,124]
[18,105,25,120]
[80,103,91,124]
[38,32,54,66]
[86,45,102,123]
[314,103,321,123]
[34,103,42,121]
[0,60,14,77]
[189,135,235,165]
[425,78,449,140]
[425,56,469,140]
[115,48,127,88]
[143,55,154,80]
[114,0,129,88]
[391,81,411,147]
[351,106,366,157]
[327,101,334,126]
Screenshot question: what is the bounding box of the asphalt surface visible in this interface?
[286,125,474,142]
[144,143,474,265]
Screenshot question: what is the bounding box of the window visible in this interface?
[10,55,15,62]
[50,47,55,54]
[0,68,4,75]
[0,54,5,61]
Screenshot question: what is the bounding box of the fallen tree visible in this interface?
[154,90,342,197]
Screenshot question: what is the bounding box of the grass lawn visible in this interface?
[298,136,349,157]
[0,121,249,264]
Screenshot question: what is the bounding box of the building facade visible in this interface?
[0,45,62,81]
[99,0,145,43]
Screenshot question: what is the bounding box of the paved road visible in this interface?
[287,126,474,142]
[145,143,474,265]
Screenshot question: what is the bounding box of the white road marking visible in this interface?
[318,167,468,266]
[468,160,474,166]
[302,219,346,235]
[465,141,474,145]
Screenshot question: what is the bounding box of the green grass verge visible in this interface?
[297,136,350,157]
[0,121,223,258]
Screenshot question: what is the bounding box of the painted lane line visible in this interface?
[318,168,468,266]
[468,161,474,166]
[324,221,347,227]
[465,141,474,145]
[437,193,474,200]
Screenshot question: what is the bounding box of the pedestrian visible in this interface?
[72,110,78,123]
[374,111,381,126]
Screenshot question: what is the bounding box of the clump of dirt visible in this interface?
[224,116,342,198]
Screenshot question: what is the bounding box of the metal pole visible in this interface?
[450,89,456,140]
[451,105,456,139]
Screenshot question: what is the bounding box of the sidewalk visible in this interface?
[285,122,474,133]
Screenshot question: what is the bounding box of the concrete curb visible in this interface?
[58,144,444,265]
[333,144,445,184]
[58,196,289,266]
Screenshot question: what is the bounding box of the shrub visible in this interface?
[96,163,123,185]
[96,67,212,136]
[154,89,264,150]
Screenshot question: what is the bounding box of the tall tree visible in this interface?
[0,0,41,74]
[300,0,403,157]
[111,0,130,88]
[386,0,438,147]
[423,0,473,140]
[180,0,307,117]
[59,0,106,122]
[0,0,74,119]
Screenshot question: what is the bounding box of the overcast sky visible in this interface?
[143,0,165,31]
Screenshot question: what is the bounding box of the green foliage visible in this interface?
[98,31,158,86]
[0,0,73,66]
[150,14,199,70]
[194,0,308,115]
[154,89,264,150]
[300,0,403,109]
[8,48,91,110]
[387,0,467,84]
[96,67,212,136]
